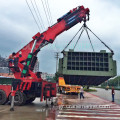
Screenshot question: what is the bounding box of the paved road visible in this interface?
[90,87,120,105]
[0,99,54,120]
[0,90,120,120]
[46,93,120,120]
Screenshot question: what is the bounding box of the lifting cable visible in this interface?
[62,22,114,55]
[85,27,95,52]
[25,0,41,32]
[73,28,84,49]
[85,25,114,55]
[73,22,95,52]
[62,26,83,52]
[34,0,45,31]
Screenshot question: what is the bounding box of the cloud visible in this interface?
[0,0,120,75]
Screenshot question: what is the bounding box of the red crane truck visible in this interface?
[0,5,89,106]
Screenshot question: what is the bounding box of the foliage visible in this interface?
[83,88,97,92]
[53,72,61,83]
[95,86,120,90]
[101,76,120,88]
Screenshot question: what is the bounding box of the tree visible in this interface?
[53,72,61,83]
[101,76,120,87]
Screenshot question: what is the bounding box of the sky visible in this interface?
[0,0,120,74]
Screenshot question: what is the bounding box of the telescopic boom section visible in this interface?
[9,6,89,80]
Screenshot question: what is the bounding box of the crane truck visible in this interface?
[58,77,81,94]
[0,5,89,106]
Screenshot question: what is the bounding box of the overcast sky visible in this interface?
[0,0,120,75]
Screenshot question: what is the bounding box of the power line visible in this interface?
[46,0,53,24]
[44,0,53,25]
[55,42,59,52]
[40,0,51,26]
[25,0,41,32]
[30,0,42,32]
[34,0,45,31]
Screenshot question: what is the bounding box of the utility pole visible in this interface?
[34,59,39,72]
[118,78,119,88]
[55,52,60,72]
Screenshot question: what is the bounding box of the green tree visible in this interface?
[53,72,61,83]
[101,76,120,88]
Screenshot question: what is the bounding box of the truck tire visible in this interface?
[0,90,7,105]
[62,88,65,94]
[26,97,36,104]
[9,91,26,106]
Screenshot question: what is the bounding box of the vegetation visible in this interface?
[96,86,120,90]
[101,76,120,88]
[53,72,61,83]
[83,86,97,92]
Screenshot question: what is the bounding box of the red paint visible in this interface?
[86,92,120,106]
[0,85,11,97]
[1,5,90,103]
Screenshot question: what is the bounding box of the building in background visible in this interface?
[0,67,9,73]
[41,72,55,80]
[0,55,9,73]
[0,56,55,80]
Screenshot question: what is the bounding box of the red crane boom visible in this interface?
[0,5,89,106]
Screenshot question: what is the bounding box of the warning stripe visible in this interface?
[59,111,120,116]
[57,114,120,119]
[64,109,120,113]
[56,107,120,120]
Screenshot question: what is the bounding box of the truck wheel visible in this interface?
[62,88,65,94]
[26,97,36,104]
[9,91,26,106]
[0,90,7,105]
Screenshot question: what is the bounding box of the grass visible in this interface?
[83,88,97,92]
[95,86,120,91]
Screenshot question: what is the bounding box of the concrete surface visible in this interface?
[1,91,120,120]
[0,99,54,120]
[46,92,120,120]
[90,87,120,105]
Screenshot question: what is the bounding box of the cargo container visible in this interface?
[58,49,117,85]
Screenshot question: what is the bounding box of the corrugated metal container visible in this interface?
[58,49,117,85]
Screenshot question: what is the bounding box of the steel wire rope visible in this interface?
[62,25,83,52]
[73,28,84,49]
[86,25,114,55]
[85,27,95,52]
[30,0,43,32]
[25,0,41,31]
[34,0,45,31]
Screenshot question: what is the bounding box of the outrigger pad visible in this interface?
[12,79,21,90]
